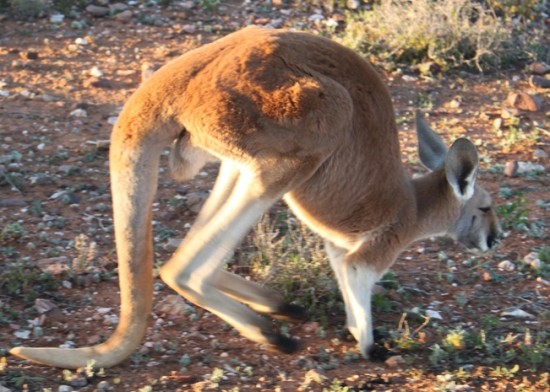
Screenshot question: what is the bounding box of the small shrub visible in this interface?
[0,263,58,302]
[337,0,512,71]
[0,222,26,244]
[237,212,341,323]
[6,0,46,19]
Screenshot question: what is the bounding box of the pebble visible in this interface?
[86,4,110,17]
[501,308,535,319]
[522,252,542,269]
[0,199,26,207]
[497,260,515,271]
[385,355,405,368]
[426,309,443,320]
[503,161,518,177]
[529,75,550,89]
[70,108,87,117]
[50,13,65,23]
[75,37,89,46]
[34,298,58,314]
[58,386,73,392]
[528,62,550,75]
[505,91,542,112]
[115,10,133,23]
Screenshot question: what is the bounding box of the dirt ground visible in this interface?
[0,2,549,391]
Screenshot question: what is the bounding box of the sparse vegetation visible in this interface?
[238,213,342,323]
[0,0,548,390]
[333,0,548,71]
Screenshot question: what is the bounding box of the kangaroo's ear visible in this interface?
[416,111,448,171]
[445,138,479,201]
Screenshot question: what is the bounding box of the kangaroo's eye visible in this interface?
[479,207,490,213]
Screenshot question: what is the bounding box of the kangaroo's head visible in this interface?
[416,112,501,251]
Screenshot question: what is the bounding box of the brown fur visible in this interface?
[10,27,500,368]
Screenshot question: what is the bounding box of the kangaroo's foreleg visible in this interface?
[325,240,382,359]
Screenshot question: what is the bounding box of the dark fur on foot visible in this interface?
[268,334,301,354]
[270,303,308,322]
[373,328,389,342]
[368,342,391,361]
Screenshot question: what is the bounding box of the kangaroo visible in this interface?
[10,26,501,369]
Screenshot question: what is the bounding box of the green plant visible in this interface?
[6,0,46,19]
[239,212,341,323]
[0,263,58,302]
[336,0,511,71]
[1,222,26,243]
[390,312,429,351]
[198,0,220,11]
[72,234,97,274]
[488,0,546,21]
[497,194,528,231]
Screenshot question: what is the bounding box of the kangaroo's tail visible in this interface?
[10,88,183,368]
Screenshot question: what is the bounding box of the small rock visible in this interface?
[35,298,57,314]
[155,294,188,318]
[70,108,87,117]
[528,62,550,75]
[505,92,542,112]
[497,260,515,271]
[74,37,89,46]
[529,75,550,89]
[90,66,103,77]
[385,355,405,368]
[308,13,324,22]
[109,2,128,12]
[186,192,208,214]
[501,308,535,319]
[181,24,196,34]
[115,10,133,23]
[503,161,518,177]
[96,381,111,392]
[14,330,31,339]
[36,256,70,275]
[83,77,112,89]
[68,375,88,388]
[97,307,112,314]
[426,309,443,320]
[501,107,520,118]
[24,51,39,60]
[86,4,110,17]
[346,0,360,9]
[533,149,548,160]
[0,199,27,207]
[87,334,101,345]
[522,252,542,269]
[50,13,65,23]
[517,162,545,174]
[58,385,73,392]
[180,0,195,9]
[164,237,183,252]
[302,321,320,333]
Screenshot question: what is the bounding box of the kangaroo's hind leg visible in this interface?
[180,160,307,322]
[160,164,305,352]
